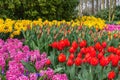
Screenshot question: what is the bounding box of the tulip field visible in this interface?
[0,16,120,80]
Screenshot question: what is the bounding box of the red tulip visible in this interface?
[108,71,116,79]
[116,50,120,56]
[108,54,115,62]
[80,47,86,54]
[100,57,109,67]
[85,53,90,59]
[97,52,104,59]
[102,41,107,48]
[69,47,75,53]
[113,34,117,38]
[108,46,114,53]
[50,42,58,49]
[89,50,96,57]
[89,46,95,52]
[90,57,99,66]
[78,26,82,30]
[75,57,82,66]
[64,39,70,47]
[79,40,87,48]
[77,52,82,58]
[82,58,87,63]
[59,40,66,48]
[58,53,66,63]
[85,53,91,63]
[87,57,92,64]
[72,41,78,49]
[57,42,64,50]
[95,42,101,50]
[69,53,74,60]
[46,59,51,65]
[85,47,90,53]
[113,48,118,54]
[95,42,103,51]
[67,59,74,66]
[111,55,119,67]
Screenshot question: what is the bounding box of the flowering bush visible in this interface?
[0,39,68,80]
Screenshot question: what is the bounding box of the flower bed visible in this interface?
[22,25,120,80]
[49,39,120,80]
[0,16,106,38]
[0,16,120,80]
[0,39,68,80]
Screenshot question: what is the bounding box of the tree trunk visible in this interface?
[99,0,102,10]
[92,0,94,14]
[111,0,116,21]
[96,0,98,12]
[101,0,105,9]
[107,0,109,9]
[108,0,111,22]
[84,0,89,15]
[109,0,113,22]
[78,0,83,16]
[85,0,88,8]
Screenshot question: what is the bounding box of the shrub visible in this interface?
[0,0,79,21]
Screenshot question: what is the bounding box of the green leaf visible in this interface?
[78,73,84,80]
[8,3,15,9]
[117,74,120,80]
[54,67,63,73]
[50,50,55,68]
[21,60,36,73]
[31,41,39,50]
[1,76,6,80]
[111,38,119,47]
[95,65,102,74]
[88,66,93,80]
[70,65,76,80]
[81,68,89,80]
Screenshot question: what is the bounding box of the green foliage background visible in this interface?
[0,0,79,21]
[95,6,120,21]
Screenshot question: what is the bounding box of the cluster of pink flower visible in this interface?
[0,39,68,80]
[105,24,120,31]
